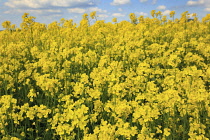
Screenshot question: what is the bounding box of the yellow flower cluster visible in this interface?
[0,11,209,139]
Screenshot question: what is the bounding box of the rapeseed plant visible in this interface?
[0,11,209,139]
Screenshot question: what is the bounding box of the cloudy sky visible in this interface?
[0,0,209,30]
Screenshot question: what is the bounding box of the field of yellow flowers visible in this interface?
[0,11,210,140]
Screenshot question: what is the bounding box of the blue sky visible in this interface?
[0,0,210,30]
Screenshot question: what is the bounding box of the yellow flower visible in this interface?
[164,128,171,137]
[20,132,25,137]
[90,11,97,19]
[10,137,21,140]
[112,18,117,23]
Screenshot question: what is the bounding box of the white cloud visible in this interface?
[135,12,148,16]
[187,1,197,5]
[187,0,210,12]
[88,7,107,13]
[111,0,130,5]
[162,10,171,15]
[5,0,43,8]
[157,5,166,10]
[205,7,210,11]
[139,0,147,2]
[44,14,62,20]
[118,8,123,11]
[4,9,61,14]
[152,0,157,4]
[4,0,94,8]
[98,14,109,18]
[4,11,11,14]
[45,9,61,13]
[68,8,86,14]
[112,13,125,17]
[68,7,107,14]
[46,14,62,18]
[187,0,204,6]
[4,11,10,14]
[204,0,210,11]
